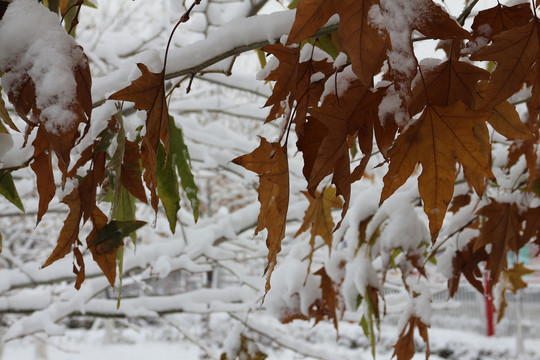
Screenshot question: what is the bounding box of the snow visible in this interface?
[0,0,86,134]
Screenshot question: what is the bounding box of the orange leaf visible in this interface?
[73,246,85,290]
[109,63,170,153]
[496,263,534,321]
[392,316,430,360]
[475,80,533,140]
[470,19,539,110]
[311,267,340,331]
[232,138,289,295]
[86,206,116,287]
[262,44,332,132]
[471,3,533,40]
[42,188,82,268]
[31,149,56,224]
[287,0,388,86]
[121,140,148,203]
[473,200,524,290]
[299,81,381,228]
[109,64,170,212]
[381,103,494,238]
[411,60,489,115]
[295,186,342,272]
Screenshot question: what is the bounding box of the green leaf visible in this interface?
[116,245,124,309]
[91,220,146,253]
[0,171,25,212]
[157,142,180,233]
[169,116,199,222]
[113,184,137,245]
[288,0,300,9]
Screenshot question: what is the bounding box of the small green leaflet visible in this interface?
[0,170,25,212]
[157,142,180,233]
[169,116,199,222]
[91,220,146,254]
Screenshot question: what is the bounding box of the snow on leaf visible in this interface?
[299,80,382,228]
[471,2,533,41]
[287,0,388,86]
[233,137,289,295]
[109,63,169,152]
[261,43,332,133]
[381,102,494,239]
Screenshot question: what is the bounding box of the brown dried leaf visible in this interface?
[381,103,494,238]
[42,188,82,268]
[232,138,289,295]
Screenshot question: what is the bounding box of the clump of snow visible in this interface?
[256,56,279,81]
[464,23,491,54]
[333,52,348,69]
[310,72,325,83]
[299,43,331,63]
[0,0,86,135]
[320,65,358,103]
[264,242,321,321]
[341,248,379,311]
[378,84,409,127]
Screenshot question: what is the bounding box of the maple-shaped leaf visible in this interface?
[381,102,494,238]
[109,63,170,211]
[295,186,342,272]
[410,60,490,115]
[42,188,82,268]
[470,19,539,110]
[232,138,289,295]
[299,81,383,228]
[448,236,487,296]
[262,43,332,132]
[109,63,170,152]
[392,316,429,360]
[471,2,533,40]
[410,0,470,41]
[496,262,534,322]
[475,80,533,140]
[287,0,388,86]
[473,199,525,290]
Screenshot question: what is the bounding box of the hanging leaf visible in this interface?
[0,170,24,212]
[169,116,199,222]
[157,142,180,233]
